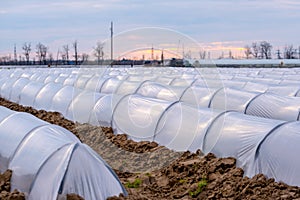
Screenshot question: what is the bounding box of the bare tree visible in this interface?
[260,41,272,59]
[73,40,79,65]
[0,56,11,64]
[93,42,104,65]
[61,51,66,64]
[22,43,31,64]
[81,53,89,63]
[219,51,224,59]
[63,45,70,64]
[48,53,54,65]
[228,50,233,59]
[276,49,282,59]
[251,42,259,58]
[185,50,192,59]
[199,50,206,59]
[284,45,296,59]
[36,43,42,64]
[36,43,48,65]
[244,45,251,59]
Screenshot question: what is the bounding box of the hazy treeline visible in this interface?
[243,41,300,60]
[1,40,300,66]
[198,41,300,60]
[0,40,106,66]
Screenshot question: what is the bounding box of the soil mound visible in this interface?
[0,170,25,200]
[102,127,160,153]
[110,152,300,199]
[75,124,181,173]
[67,193,85,200]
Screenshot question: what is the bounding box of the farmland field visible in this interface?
[1,66,300,199]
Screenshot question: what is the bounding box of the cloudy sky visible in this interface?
[0,0,299,59]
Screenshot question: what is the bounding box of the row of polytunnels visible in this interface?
[3,67,300,96]
[1,67,300,198]
[1,73,300,122]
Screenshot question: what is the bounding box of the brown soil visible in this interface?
[102,127,161,153]
[0,170,25,200]
[110,152,300,200]
[0,169,84,200]
[1,98,300,199]
[75,124,182,173]
[67,193,85,200]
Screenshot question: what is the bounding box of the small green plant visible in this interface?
[125,178,142,188]
[145,172,151,177]
[189,178,207,197]
[179,179,187,184]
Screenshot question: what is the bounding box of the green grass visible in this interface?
[145,172,152,177]
[125,178,142,188]
[179,179,187,183]
[189,178,207,197]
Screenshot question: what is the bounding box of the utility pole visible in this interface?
[177,40,181,58]
[14,44,17,64]
[56,49,60,66]
[110,21,113,67]
[161,49,164,66]
[151,45,154,60]
[182,44,185,59]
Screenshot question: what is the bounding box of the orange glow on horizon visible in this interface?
[117,48,181,60]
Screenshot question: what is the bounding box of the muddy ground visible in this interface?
[109,152,300,200]
[1,97,300,200]
[0,170,25,200]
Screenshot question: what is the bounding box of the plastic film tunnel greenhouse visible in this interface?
[0,76,122,127]
[2,68,300,187]
[112,94,300,186]
[1,72,300,125]
[1,69,300,122]
[0,105,126,200]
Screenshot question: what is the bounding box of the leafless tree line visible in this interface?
[1,40,105,65]
[282,45,300,59]
[244,41,272,59]
[2,40,300,65]
[244,42,300,59]
[198,41,300,60]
